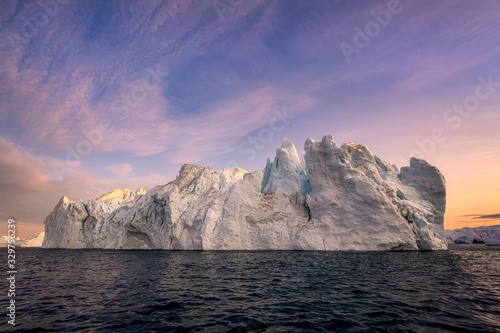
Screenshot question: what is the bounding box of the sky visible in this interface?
[1,0,499,237]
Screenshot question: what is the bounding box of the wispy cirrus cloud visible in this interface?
[473,214,500,220]
[168,85,317,164]
[455,214,500,225]
[0,0,276,158]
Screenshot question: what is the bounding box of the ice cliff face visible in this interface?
[446,225,500,246]
[43,135,448,250]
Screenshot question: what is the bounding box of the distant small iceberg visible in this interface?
[0,231,45,247]
[445,225,500,246]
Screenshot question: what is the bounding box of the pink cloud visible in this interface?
[169,85,317,163]
[106,163,133,178]
[0,136,167,237]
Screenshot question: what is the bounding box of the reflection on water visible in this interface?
[1,245,499,332]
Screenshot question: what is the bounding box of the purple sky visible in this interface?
[1,0,500,236]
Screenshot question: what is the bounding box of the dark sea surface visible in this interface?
[2,245,500,332]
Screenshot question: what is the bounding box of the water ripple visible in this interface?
[1,245,499,332]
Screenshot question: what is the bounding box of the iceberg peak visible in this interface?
[97,189,133,201]
[281,138,294,149]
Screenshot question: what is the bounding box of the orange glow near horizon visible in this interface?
[437,154,500,230]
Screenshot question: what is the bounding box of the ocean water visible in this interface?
[2,245,500,332]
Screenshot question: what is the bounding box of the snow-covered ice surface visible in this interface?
[446,225,500,246]
[0,232,45,247]
[20,232,45,247]
[43,135,448,250]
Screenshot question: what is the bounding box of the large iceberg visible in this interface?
[42,135,447,250]
[446,225,500,246]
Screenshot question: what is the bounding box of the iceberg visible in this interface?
[0,232,45,247]
[20,232,45,247]
[446,225,500,246]
[42,135,448,250]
